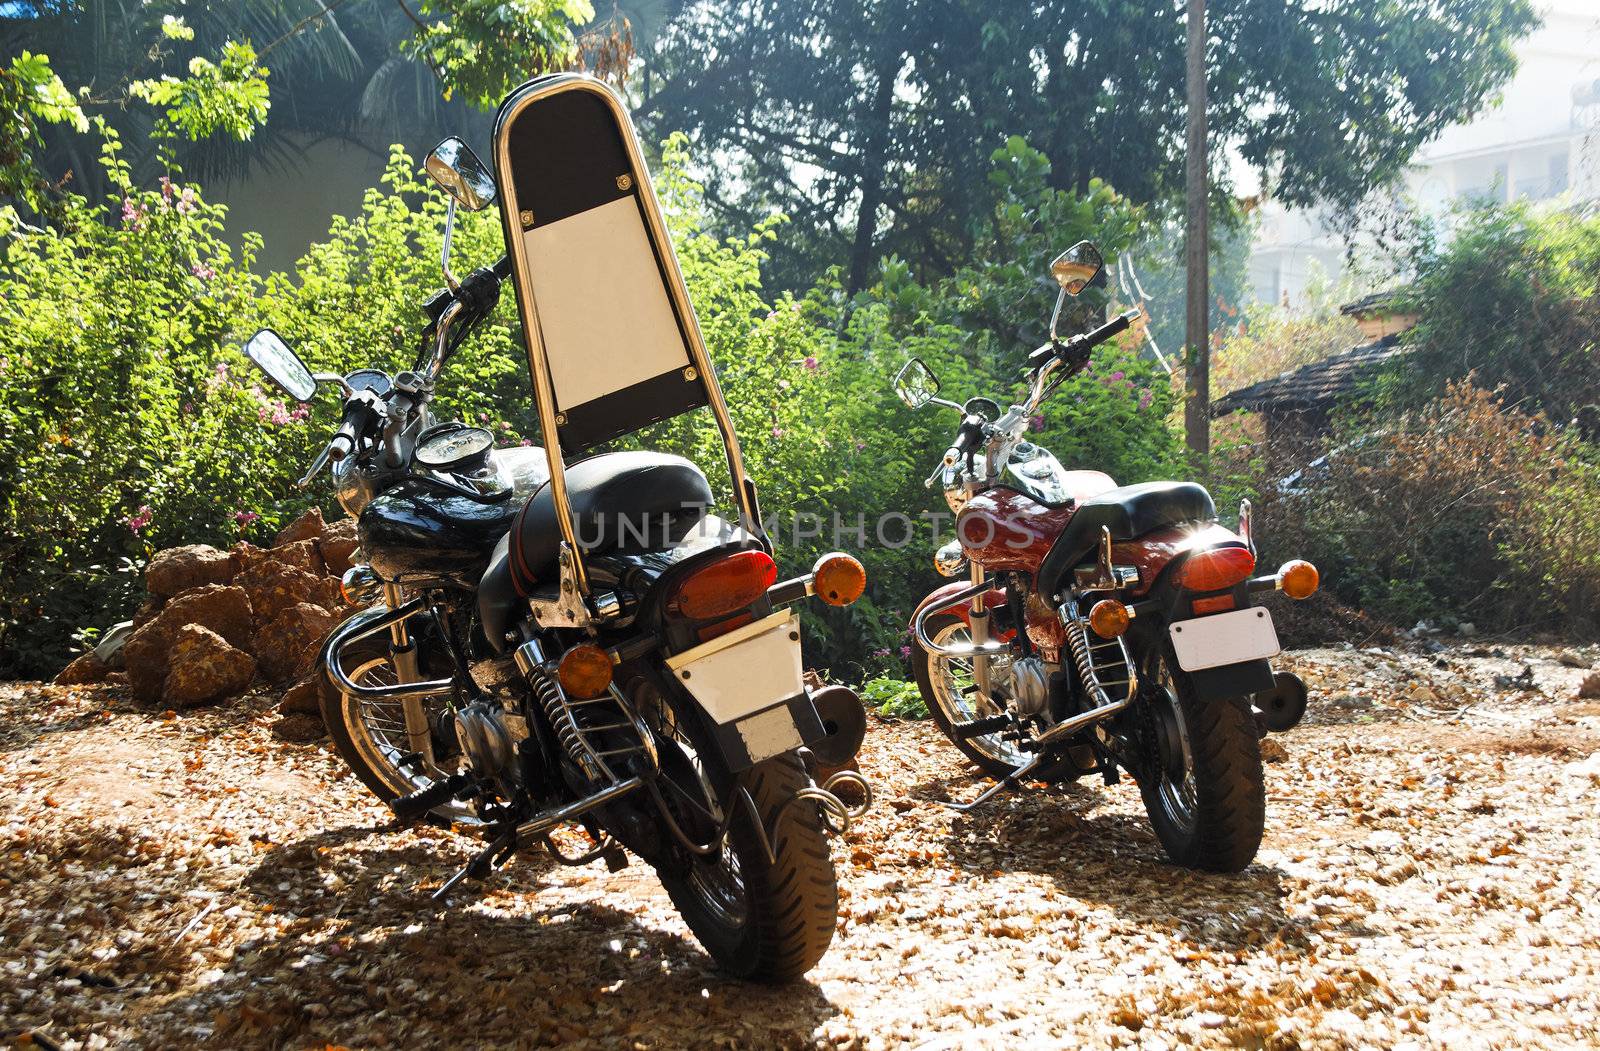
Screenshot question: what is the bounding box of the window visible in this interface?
[1549,151,1569,197]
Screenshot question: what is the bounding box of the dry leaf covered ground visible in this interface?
[4,643,1599,1049]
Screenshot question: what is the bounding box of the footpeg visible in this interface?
[951,714,1010,741]
[389,771,475,825]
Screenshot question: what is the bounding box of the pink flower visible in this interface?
[233,509,260,527]
[873,648,891,658]
[1138,389,1154,411]
[1109,370,1125,382]
[191,262,216,281]
[519,438,533,447]
[176,188,196,215]
[771,426,786,439]
[1029,415,1045,432]
[123,505,153,534]
[802,356,819,372]
[289,405,310,423]
[120,199,147,230]
[854,439,867,452]
[159,176,173,201]
[899,645,912,658]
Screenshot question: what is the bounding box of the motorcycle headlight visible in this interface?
[933,540,968,578]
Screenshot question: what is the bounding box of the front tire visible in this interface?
[1131,642,1265,872]
[318,635,478,827]
[913,613,1030,777]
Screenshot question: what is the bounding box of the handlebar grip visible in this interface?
[327,421,358,463]
[1082,308,1142,348]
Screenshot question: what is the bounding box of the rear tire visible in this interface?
[643,677,838,982]
[1131,643,1264,872]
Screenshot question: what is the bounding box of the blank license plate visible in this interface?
[1168,607,1280,672]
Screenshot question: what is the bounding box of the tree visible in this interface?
[638,0,1538,292]
[0,0,596,206]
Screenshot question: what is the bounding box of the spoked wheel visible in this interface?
[635,677,838,982]
[318,636,480,828]
[913,614,1030,777]
[1130,643,1264,872]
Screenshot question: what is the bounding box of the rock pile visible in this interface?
[54,509,360,734]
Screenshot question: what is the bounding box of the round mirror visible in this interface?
[242,329,316,402]
[425,136,497,212]
[1050,241,1104,295]
[893,358,941,409]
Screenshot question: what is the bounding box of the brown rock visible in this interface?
[254,602,336,684]
[54,652,109,686]
[280,675,322,715]
[131,598,164,630]
[163,625,256,708]
[163,584,253,650]
[319,518,360,577]
[230,541,267,576]
[1260,737,1289,763]
[267,538,325,576]
[237,559,340,626]
[275,507,325,546]
[272,712,326,743]
[123,617,175,704]
[1580,672,1600,699]
[145,544,236,597]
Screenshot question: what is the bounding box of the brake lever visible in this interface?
[297,442,334,488]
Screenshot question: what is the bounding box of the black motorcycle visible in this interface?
[240,74,870,982]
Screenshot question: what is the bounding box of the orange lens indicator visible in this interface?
[670,550,778,620]
[558,643,613,699]
[1278,560,1320,600]
[1176,545,1257,592]
[1088,599,1132,638]
[812,552,867,607]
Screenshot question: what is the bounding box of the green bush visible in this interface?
[1268,381,1599,637]
[860,676,927,719]
[0,128,1186,680]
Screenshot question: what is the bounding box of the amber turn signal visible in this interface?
[813,552,867,606]
[1088,599,1131,638]
[1278,559,1320,600]
[558,643,613,699]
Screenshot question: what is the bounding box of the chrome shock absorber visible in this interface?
[1063,613,1137,709]
[1035,605,1139,748]
[514,639,657,784]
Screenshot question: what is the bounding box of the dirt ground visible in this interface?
[3,642,1599,1050]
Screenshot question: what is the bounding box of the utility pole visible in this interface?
[1183,0,1210,459]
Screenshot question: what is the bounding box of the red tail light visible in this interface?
[1176,546,1256,592]
[668,550,777,620]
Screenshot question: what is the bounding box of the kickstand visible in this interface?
[432,825,518,902]
[945,753,1046,813]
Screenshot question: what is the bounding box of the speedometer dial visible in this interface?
[414,423,494,472]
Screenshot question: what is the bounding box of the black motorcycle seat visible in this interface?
[1035,481,1215,599]
[506,451,713,593]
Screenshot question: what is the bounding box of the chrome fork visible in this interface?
[382,581,437,771]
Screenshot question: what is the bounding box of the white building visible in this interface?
[1246,1,1600,308]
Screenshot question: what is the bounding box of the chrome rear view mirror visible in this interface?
[243,328,316,402]
[425,136,496,212]
[1050,241,1103,295]
[894,358,941,409]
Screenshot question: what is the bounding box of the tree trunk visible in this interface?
[1183,0,1210,460]
[847,28,901,295]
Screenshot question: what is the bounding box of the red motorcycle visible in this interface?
[896,241,1319,872]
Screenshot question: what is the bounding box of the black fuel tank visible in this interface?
[360,480,519,589]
